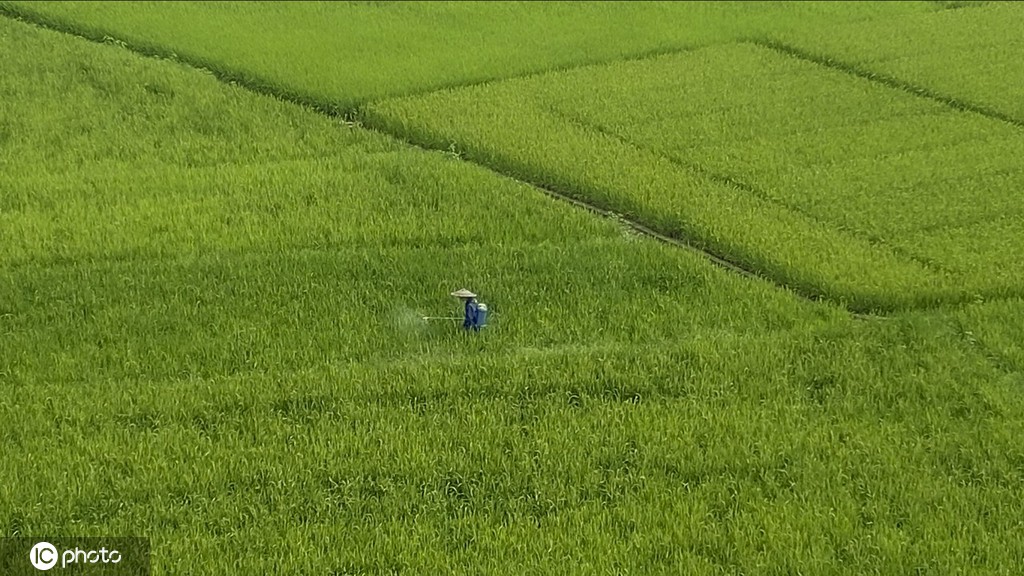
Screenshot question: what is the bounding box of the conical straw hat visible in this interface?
[450,288,477,298]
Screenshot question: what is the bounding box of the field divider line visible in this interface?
[349,113,1024,317]
[751,38,1024,131]
[0,3,352,117]
[930,1,991,11]
[350,113,895,321]
[548,107,964,282]
[0,2,707,116]
[369,45,705,110]
[480,172,862,314]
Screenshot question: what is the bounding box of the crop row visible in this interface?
[362,42,1024,311]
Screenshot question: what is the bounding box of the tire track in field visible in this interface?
[754,39,1024,131]
[953,319,1022,376]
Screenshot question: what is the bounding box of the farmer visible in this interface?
[451,288,479,332]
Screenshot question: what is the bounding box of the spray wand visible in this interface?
[420,288,491,330]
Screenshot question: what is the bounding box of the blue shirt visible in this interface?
[463,300,478,330]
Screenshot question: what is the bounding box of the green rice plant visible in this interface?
[0,0,935,109]
[954,297,1024,373]
[4,313,1024,574]
[770,1,1024,123]
[4,10,1024,576]
[898,215,1024,301]
[363,42,1024,311]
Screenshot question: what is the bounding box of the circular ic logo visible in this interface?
[29,542,58,571]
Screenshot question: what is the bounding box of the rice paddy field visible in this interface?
[1,1,1023,574]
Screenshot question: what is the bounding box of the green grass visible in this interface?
[0,0,935,109]
[0,13,824,391]
[772,2,1024,123]
[3,5,1024,576]
[6,313,1024,573]
[362,42,1024,311]
[955,298,1024,373]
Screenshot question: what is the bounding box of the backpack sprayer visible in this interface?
[422,288,489,330]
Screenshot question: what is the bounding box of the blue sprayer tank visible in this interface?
[475,303,488,329]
